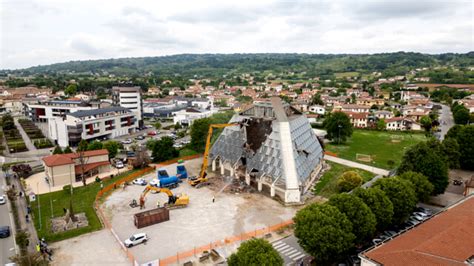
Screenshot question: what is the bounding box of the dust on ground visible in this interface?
[50,229,129,266]
[102,158,297,264]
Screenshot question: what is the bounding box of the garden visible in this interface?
[18,119,53,149]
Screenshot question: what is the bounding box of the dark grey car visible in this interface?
[0,226,11,238]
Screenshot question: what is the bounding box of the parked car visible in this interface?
[135,135,145,140]
[0,195,6,205]
[115,161,124,169]
[145,125,153,129]
[147,131,157,136]
[124,233,148,248]
[415,206,433,215]
[121,139,132,145]
[413,211,430,218]
[173,143,183,149]
[372,238,383,245]
[0,226,11,238]
[453,179,463,186]
[132,178,147,186]
[410,214,425,221]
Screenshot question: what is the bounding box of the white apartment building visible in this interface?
[23,100,100,122]
[49,107,138,147]
[174,97,213,109]
[112,86,143,127]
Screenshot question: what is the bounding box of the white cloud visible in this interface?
[0,0,472,69]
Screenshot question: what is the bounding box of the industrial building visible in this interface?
[209,98,324,203]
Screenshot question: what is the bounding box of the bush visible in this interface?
[63,185,72,195]
[337,171,362,192]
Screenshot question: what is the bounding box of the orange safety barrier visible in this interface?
[158,219,294,266]
[93,155,203,266]
[324,151,338,157]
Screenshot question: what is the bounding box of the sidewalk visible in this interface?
[14,117,37,152]
[11,176,39,253]
[324,155,390,176]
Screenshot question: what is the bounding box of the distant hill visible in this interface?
[2,52,474,78]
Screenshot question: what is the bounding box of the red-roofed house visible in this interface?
[42,149,110,186]
[360,195,474,266]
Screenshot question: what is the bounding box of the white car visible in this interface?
[0,195,6,205]
[132,178,147,186]
[149,179,159,187]
[121,139,132,145]
[124,233,148,248]
[115,161,124,169]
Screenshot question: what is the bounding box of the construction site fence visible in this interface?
[157,219,294,266]
[94,154,203,266]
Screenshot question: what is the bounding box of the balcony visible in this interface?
[67,125,83,134]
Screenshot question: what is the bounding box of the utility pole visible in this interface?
[338,124,342,144]
[37,182,41,230]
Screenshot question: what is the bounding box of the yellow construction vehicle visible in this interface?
[139,185,189,209]
[188,123,239,187]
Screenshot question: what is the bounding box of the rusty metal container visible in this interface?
[134,207,170,228]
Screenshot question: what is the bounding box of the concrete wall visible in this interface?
[46,164,76,187]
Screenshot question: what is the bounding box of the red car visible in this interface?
[147,131,157,136]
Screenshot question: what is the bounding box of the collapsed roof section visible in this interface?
[209,97,324,203]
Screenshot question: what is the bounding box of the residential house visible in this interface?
[336,104,371,113]
[344,112,369,128]
[385,117,421,131]
[374,110,394,120]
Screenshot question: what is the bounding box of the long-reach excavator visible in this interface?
[188,123,239,188]
[139,185,189,209]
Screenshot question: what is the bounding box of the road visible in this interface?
[272,235,311,265]
[324,155,390,176]
[437,104,454,140]
[0,173,17,265]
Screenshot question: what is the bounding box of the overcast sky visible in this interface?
[1,0,473,69]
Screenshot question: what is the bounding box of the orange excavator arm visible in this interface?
[139,185,174,207]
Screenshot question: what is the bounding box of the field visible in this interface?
[313,161,375,198]
[334,72,359,78]
[325,130,426,169]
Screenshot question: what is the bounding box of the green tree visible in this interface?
[441,138,460,169]
[445,124,463,139]
[328,193,377,244]
[151,137,179,162]
[228,238,283,266]
[323,112,353,143]
[453,106,469,125]
[457,125,474,170]
[174,122,182,130]
[103,141,120,158]
[154,122,162,130]
[63,146,73,153]
[190,117,212,152]
[311,93,324,105]
[398,141,449,195]
[337,171,362,192]
[398,171,434,202]
[87,140,103,151]
[420,115,432,132]
[353,187,394,231]
[65,84,78,96]
[372,177,417,224]
[52,145,63,154]
[376,119,386,131]
[0,113,15,130]
[294,203,355,265]
[77,139,88,152]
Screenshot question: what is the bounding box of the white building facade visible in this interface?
[112,86,143,127]
[49,107,138,147]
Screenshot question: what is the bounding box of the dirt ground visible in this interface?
[102,158,297,264]
[50,229,129,266]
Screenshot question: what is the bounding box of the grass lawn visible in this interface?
[179,148,199,157]
[325,130,426,169]
[30,169,144,242]
[313,161,375,198]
